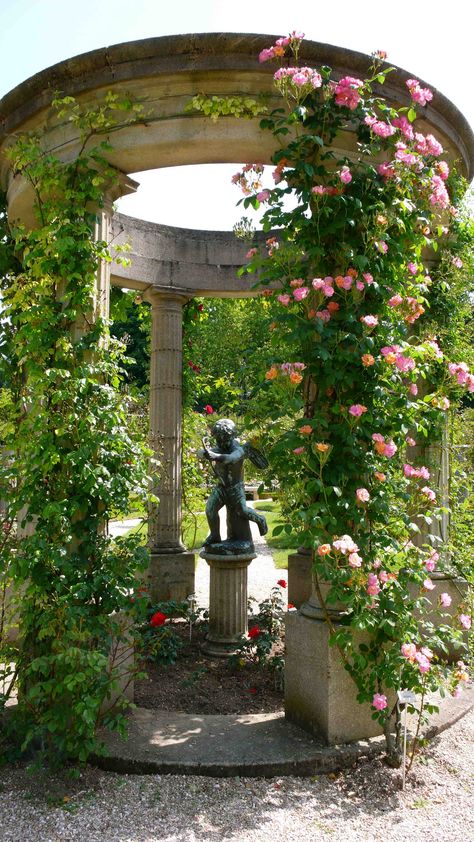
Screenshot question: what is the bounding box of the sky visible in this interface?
[1,0,472,230]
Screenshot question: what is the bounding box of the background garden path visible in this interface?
[109,502,285,610]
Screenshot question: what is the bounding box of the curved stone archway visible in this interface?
[1,33,474,223]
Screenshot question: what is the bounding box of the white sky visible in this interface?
[1,0,472,230]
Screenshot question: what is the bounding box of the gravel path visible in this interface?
[1,707,472,841]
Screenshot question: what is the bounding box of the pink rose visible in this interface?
[356,488,370,503]
[348,552,362,568]
[423,578,435,591]
[339,166,352,184]
[277,294,291,306]
[401,642,417,661]
[372,693,388,711]
[440,593,452,608]
[259,47,275,63]
[406,78,433,106]
[293,447,305,455]
[367,573,380,596]
[459,614,471,630]
[334,76,364,110]
[293,286,309,302]
[388,294,403,307]
[360,315,379,328]
[349,404,368,417]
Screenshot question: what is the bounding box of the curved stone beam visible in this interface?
[1,33,473,223]
[111,213,257,296]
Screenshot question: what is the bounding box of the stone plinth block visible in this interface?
[201,549,256,656]
[148,551,195,603]
[287,550,312,608]
[102,611,135,713]
[285,612,383,745]
[412,573,469,662]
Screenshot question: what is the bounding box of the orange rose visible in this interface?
[317,543,332,556]
[384,352,397,365]
[299,425,313,434]
[290,372,303,385]
[362,353,375,367]
[316,442,330,452]
[335,275,346,288]
[375,442,386,455]
[328,301,340,312]
[374,471,386,482]
[265,367,278,380]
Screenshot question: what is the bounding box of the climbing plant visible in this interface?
[193,33,474,763]
[0,94,152,763]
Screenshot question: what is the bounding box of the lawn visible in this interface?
[118,500,297,568]
[254,499,297,570]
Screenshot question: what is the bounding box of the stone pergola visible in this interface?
[1,33,473,743]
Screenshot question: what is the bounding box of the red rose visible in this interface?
[204,404,214,414]
[277,579,287,588]
[150,611,167,627]
[288,603,296,609]
[248,626,261,639]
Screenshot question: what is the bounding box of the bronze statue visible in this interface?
[198,418,268,554]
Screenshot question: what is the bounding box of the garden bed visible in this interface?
[134,621,284,715]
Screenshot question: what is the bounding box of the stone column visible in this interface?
[201,550,256,656]
[145,289,195,601]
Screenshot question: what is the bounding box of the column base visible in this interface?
[285,612,384,745]
[287,550,312,608]
[147,551,195,602]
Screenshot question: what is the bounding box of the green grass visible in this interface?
[119,513,208,551]
[118,500,296,569]
[254,499,297,570]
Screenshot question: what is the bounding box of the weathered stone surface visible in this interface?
[287,550,313,608]
[2,34,473,223]
[285,612,384,745]
[201,550,255,656]
[92,686,474,777]
[147,551,195,603]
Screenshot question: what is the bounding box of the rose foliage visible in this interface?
[227,34,472,763]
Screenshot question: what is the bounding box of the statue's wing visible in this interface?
[243,442,269,470]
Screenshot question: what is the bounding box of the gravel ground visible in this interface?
[0,707,472,842]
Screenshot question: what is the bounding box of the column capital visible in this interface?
[143,287,192,307]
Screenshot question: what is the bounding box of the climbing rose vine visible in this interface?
[231,33,472,763]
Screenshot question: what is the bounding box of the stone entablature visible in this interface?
[2,34,474,224]
[111,214,259,296]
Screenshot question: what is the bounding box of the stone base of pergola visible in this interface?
[148,551,196,603]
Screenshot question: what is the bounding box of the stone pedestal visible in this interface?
[200,549,256,656]
[287,549,312,608]
[285,612,384,744]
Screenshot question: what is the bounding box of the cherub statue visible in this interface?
[198,418,268,550]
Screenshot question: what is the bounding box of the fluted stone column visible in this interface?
[145,289,195,601]
[201,550,255,656]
